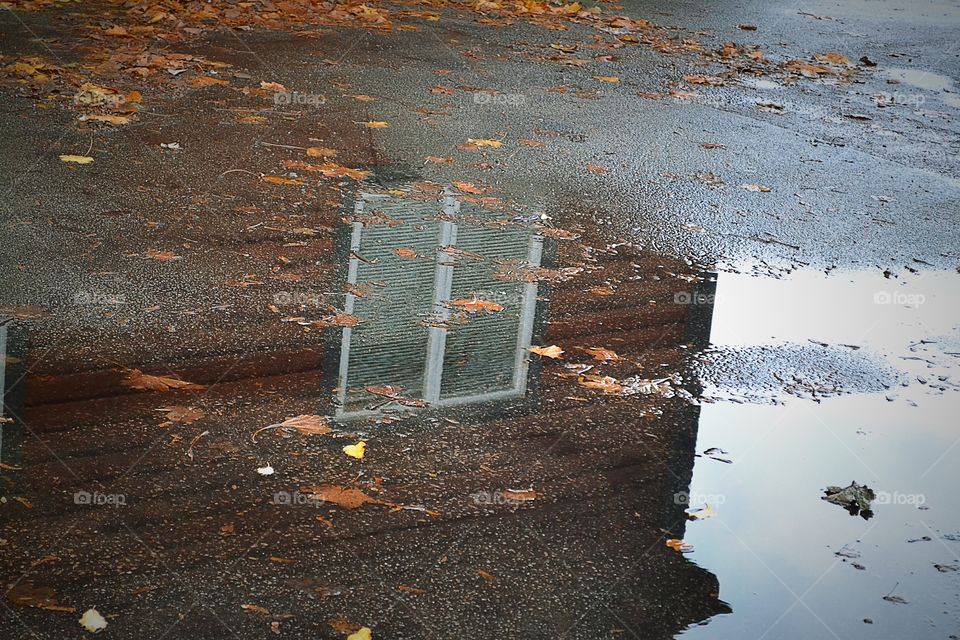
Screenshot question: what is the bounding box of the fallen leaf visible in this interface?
[502,488,538,501]
[59,155,93,164]
[352,94,376,102]
[342,441,366,460]
[262,175,304,185]
[583,347,621,362]
[301,484,389,509]
[329,617,360,634]
[123,369,204,392]
[577,375,623,394]
[347,628,372,640]
[529,345,564,359]
[687,504,716,520]
[589,284,615,296]
[6,585,74,612]
[146,249,182,261]
[306,146,337,158]
[158,406,204,426]
[666,539,694,552]
[79,608,107,633]
[394,247,419,259]
[364,121,389,128]
[260,81,287,92]
[78,114,131,125]
[518,138,543,147]
[397,585,426,595]
[465,138,502,148]
[593,75,620,83]
[815,52,852,65]
[476,569,496,581]
[452,181,485,194]
[739,183,772,193]
[424,155,452,164]
[451,297,504,313]
[252,415,332,442]
[241,604,270,615]
[586,163,608,174]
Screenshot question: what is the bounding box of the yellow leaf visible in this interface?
[465,138,502,148]
[666,538,694,552]
[352,94,376,102]
[59,155,93,164]
[343,441,366,460]
[364,121,389,128]
[529,345,564,359]
[347,628,372,640]
[593,76,620,83]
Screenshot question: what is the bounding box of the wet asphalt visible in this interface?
[0,0,959,638]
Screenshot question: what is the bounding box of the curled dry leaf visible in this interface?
[260,81,287,92]
[815,52,852,65]
[364,120,389,128]
[586,163,608,175]
[739,183,772,193]
[666,539,694,552]
[593,75,620,83]
[577,374,623,394]
[529,345,564,359]
[123,369,204,392]
[252,414,332,442]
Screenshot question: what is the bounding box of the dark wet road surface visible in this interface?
[1,0,959,638]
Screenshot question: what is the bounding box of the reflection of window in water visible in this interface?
[335,190,544,419]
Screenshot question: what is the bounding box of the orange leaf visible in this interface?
[451,297,503,313]
[123,369,205,392]
[262,175,304,185]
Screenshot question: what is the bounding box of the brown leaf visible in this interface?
[262,175,304,185]
[158,406,205,425]
[452,181,485,194]
[424,155,453,164]
[146,249,182,261]
[394,247,419,259]
[123,369,205,392]
[451,297,504,313]
[583,347,621,362]
[241,603,270,615]
[586,163,608,175]
[476,569,496,581]
[577,374,623,394]
[301,484,389,510]
[306,146,337,158]
[502,488,538,501]
[252,414,332,442]
[529,345,564,359]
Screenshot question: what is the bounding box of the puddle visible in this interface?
[0,187,958,638]
[680,268,960,638]
[884,67,956,92]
